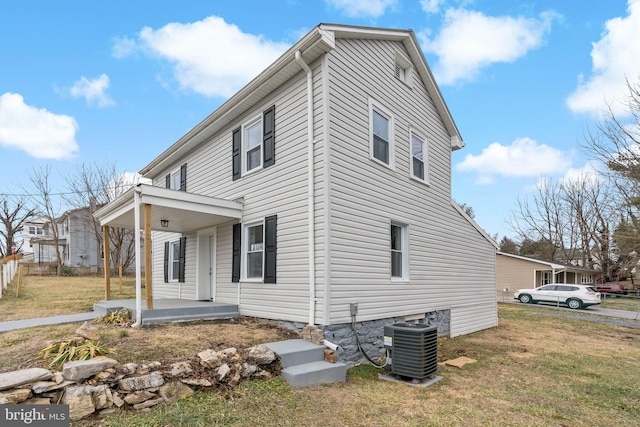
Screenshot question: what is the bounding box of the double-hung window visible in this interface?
[232,105,276,180]
[410,130,428,183]
[165,163,187,191]
[232,215,277,283]
[244,118,263,173]
[246,223,264,279]
[169,241,181,281]
[369,100,394,167]
[391,223,408,281]
[163,236,186,283]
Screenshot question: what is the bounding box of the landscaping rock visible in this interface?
[62,356,118,381]
[133,397,165,410]
[0,368,53,391]
[0,388,32,404]
[32,380,74,394]
[159,381,194,403]
[87,384,113,410]
[167,361,193,377]
[241,363,258,378]
[198,349,222,368]
[217,364,231,380]
[245,345,276,365]
[76,321,101,340]
[123,390,156,404]
[63,385,96,421]
[118,371,164,391]
[181,378,213,387]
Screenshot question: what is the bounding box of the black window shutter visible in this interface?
[163,241,169,283]
[180,163,187,191]
[165,174,171,189]
[232,223,241,282]
[232,127,241,181]
[264,215,277,283]
[178,236,186,283]
[263,105,275,167]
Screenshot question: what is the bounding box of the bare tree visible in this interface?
[509,178,566,262]
[64,162,139,273]
[28,165,65,274]
[0,196,35,258]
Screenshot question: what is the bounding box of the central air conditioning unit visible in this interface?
[383,323,438,381]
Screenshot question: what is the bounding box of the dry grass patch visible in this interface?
[0,275,136,321]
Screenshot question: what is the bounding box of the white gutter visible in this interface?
[131,187,143,327]
[295,50,316,326]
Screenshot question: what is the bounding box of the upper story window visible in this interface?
[369,100,394,168]
[395,52,413,87]
[165,163,187,191]
[410,130,428,183]
[232,105,276,181]
[244,117,263,173]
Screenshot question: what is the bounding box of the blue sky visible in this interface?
[1,0,639,241]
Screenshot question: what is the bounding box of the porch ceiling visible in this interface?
[94,184,242,233]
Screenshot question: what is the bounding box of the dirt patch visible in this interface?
[0,316,300,373]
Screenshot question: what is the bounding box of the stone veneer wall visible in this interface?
[275,309,451,365]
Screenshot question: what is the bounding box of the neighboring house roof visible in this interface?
[497,251,599,273]
[139,23,463,179]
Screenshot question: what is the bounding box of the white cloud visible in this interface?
[0,93,79,160]
[112,36,137,59]
[420,0,446,14]
[558,162,603,186]
[114,16,291,98]
[325,0,397,18]
[566,0,640,117]
[455,137,572,184]
[420,8,557,85]
[70,74,115,107]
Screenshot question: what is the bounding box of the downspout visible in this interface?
[132,187,143,327]
[295,50,316,326]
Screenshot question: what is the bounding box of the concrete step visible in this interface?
[264,339,347,388]
[280,360,347,388]
[264,339,325,367]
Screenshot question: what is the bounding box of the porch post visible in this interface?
[144,204,153,310]
[103,226,111,300]
[133,188,143,326]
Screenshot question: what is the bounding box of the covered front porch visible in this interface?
[93,184,243,325]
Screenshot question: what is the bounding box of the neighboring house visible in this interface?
[95,24,499,362]
[24,208,101,273]
[497,251,601,292]
[19,217,47,261]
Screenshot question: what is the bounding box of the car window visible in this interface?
[538,285,555,291]
[566,286,579,292]
[586,287,597,292]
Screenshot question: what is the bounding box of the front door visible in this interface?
[197,227,216,300]
[208,234,215,300]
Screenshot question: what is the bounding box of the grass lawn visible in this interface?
[1,276,639,426]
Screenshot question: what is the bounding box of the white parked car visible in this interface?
[514,284,601,310]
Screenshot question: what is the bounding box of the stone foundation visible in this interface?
[278,310,451,365]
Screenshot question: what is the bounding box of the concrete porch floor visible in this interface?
[93,299,240,324]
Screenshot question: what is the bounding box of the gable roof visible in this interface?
[139,23,463,178]
[497,251,600,273]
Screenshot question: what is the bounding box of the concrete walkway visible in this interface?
[0,312,100,333]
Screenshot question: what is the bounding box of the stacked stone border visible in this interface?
[0,344,280,421]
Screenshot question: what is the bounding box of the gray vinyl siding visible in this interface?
[150,61,326,323]
[324,38,497,327]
